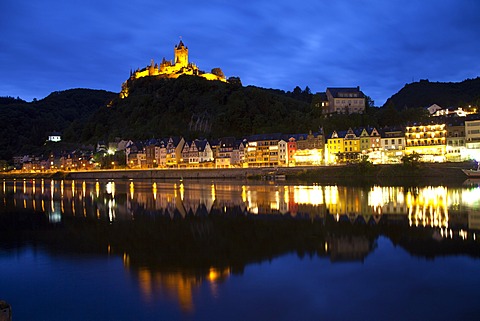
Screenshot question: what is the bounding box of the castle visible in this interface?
[120,40,226,98]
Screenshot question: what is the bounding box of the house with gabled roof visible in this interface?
[216,137,236,168]
[326,130,347,164]
[165,137,185,168]
[326,128,361,163]
[180,139,214,168]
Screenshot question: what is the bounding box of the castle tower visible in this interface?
[174,40,188,68]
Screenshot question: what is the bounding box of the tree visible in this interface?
[211,68,225,79]
[227,76,242,87]
[401,152,422,169]
[365,95,375,108]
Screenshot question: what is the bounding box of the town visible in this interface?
[6,40,480,172]
[14,107,480,172]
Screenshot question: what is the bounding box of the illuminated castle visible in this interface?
[121,40,226,98]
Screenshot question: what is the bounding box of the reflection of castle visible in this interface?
[120,40,226,98]
[128,265,230,313]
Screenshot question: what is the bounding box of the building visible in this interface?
[165,137,185,168]
[380,127,405,163]
[181,139,214,168]
[326,130,346,164]
[446,123,466,162]
[47,132,61,142]
[289,131,325,166]
[404,123,447,162]
[278,139,288,166]
[465,119,480,160]
[245,134,282,167]
[287,137,297,166]
[121,40,226,98]
[325,87,366,114]
[342,128,361,162]
[216,137,236,168]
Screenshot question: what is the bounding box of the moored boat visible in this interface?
[462,164,480,177]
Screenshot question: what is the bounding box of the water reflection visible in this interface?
[128,266,230,312]
[2,178,480,234]
[2,178,480,313]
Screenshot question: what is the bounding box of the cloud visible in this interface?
[1,0,479,105]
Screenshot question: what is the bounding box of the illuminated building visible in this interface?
[358,127,381,153]
[324,87,366,114]
[47,131,61,142]
[287,137,297,166]
[326,130,346,164]
[180,139,214,168]
[335,128,361,163]
[465,119,480,160]
[446,123,467,162]
[278,139,288,166]
[120,40,227,98]
[166,137,186,168]
[145,141,159,168]
[404,123,447,162]
[380,127,405,163]
[357,127,382,163]
[215,138,245,168]
[245,134,282,167]
[288,131,325,166]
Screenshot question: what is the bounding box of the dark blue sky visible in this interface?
[1,0,479,106]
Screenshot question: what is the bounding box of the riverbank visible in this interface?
[0,161,476,185]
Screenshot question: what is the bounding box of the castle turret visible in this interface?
[174,40,188,68]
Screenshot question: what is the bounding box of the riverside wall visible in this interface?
[65,167,304,180]
[0,162,474,184]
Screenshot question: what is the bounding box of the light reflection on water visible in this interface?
[1,178,480,320]
[2,178,480,231]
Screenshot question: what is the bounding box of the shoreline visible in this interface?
[0,162,476,186]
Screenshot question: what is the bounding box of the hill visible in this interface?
[0,89,116,160]
[80,75,322,142]
[384,77,480,109]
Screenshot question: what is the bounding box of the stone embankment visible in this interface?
[65,167,301,180]
[0,162,475,185]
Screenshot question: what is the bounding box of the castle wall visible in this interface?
[123,41,227,98]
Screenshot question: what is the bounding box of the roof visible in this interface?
[245,133,284,142]
[326,87,365,98]
[288,132,322,141]
[219,137,236,148]
[176,40,186,49]
[193,139,209,152]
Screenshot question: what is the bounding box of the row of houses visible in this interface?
[15,116,480,172]
[16,150,95,172]
[116,118,480,169]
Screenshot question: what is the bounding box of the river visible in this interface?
[1,178,480,320]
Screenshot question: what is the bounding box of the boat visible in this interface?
[462,164,480,177]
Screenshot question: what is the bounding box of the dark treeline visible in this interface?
[384,77,480,109]
[0,89,116,160]
[79,76,431,144]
